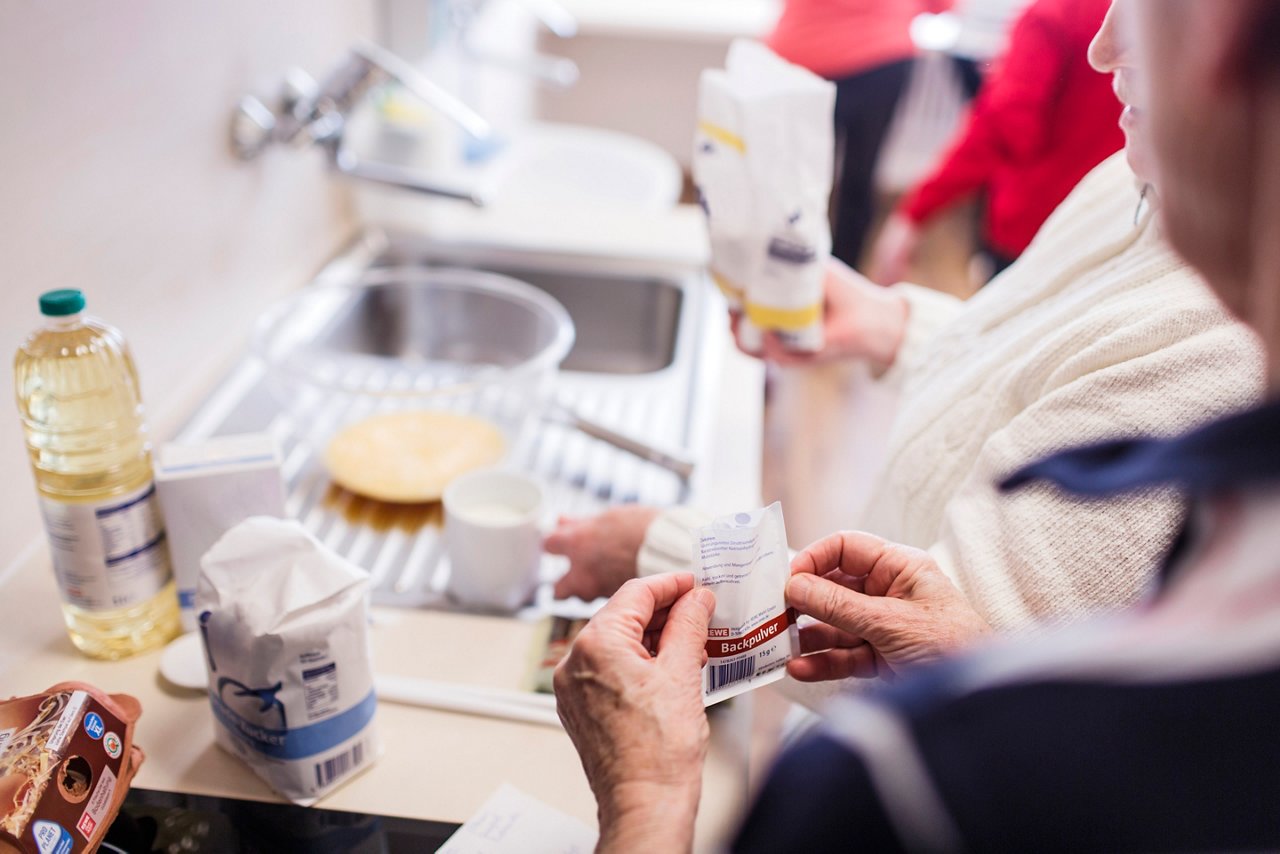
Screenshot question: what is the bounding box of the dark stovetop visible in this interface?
[103,788,460,853]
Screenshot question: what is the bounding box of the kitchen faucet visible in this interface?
[437,0,581,89]
[230,42,494,205]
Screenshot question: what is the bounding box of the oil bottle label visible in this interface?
[39,482,172,611]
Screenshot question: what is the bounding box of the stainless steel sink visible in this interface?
[173,229,713,611]
[369,240,684,375]
[306,271,572,371]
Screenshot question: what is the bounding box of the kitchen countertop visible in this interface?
[0,206,766,847]
[355,188,714,272]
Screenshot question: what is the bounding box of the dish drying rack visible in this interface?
[173,262,711,612]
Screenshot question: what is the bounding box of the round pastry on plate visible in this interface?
[323,410,507,503]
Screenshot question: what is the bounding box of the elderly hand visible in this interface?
[731,257,908,372]
[547,505,659,601]
[554,574,715,851]
[785,531,992,681]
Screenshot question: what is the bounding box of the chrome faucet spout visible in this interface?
[349,42,493,142]
[463,45,580,89]
[332,150,487,207]
[229,42,493,204]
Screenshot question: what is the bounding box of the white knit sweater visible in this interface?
[640,153,1265,634]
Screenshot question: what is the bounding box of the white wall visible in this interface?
[0,3,376,566]
[534,0,778,169]
[535,35,727,170]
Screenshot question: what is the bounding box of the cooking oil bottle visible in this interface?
[14,289,180,659]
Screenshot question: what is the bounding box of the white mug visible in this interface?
[443,469,544,611]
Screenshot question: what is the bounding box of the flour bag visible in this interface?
[694,67,754,313]
[693,40,836,352]
[196,517,379,805]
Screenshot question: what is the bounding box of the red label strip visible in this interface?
[705,609,795,658]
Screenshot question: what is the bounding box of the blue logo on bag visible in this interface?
[217,678,287,729]
[83,712,104,740]
[32,820,73,854]
[209,688,376,760]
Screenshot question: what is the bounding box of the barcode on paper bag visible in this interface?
[315,741,364,788]
[707,656,756,693]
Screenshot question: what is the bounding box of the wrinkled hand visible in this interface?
[868,212,922,286]
[554,574,714,851]
[785,531,992,681]
[547,506,660,600]
[730,257,908,371]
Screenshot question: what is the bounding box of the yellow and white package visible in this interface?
[692,41,836,352]
[694,503,801,706]
[693,68,753,312]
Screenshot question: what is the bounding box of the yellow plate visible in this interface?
[323,411,507,503]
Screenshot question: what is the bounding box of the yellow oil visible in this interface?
[14,305,180,659]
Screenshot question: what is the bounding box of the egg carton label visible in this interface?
[32,821,73,854]
[45,692,88,759]
[75,765,115,841]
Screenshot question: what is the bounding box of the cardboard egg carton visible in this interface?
[0,684,142,854]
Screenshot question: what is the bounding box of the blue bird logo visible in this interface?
[217,678,288,730]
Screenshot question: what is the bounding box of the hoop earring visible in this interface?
[1135,184,1151,226]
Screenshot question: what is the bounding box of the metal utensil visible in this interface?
[375,674,560,728]
[547,401,696,481]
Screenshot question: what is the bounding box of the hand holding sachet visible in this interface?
[693,40,837,353]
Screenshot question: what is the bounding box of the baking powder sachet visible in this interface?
[694,503,800,705]
[693,40,836,353]
[196,517,380,805]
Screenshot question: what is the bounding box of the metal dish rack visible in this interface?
[174,232,713,611]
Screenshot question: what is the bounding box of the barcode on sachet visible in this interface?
[707,656,756,693]
[315,741,364,788]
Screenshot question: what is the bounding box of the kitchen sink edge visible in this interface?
[172,228,730,614]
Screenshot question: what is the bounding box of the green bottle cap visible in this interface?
[39,289,86,317]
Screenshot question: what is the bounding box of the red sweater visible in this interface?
[900,0,1123,257]
[768,0,953,80]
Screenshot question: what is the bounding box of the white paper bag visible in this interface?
[694,503,801,705]
[196,517,380,805]
[693,40,836,353]
[694,68,754,312]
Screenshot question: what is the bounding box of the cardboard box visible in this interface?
[156,433,287,632]
[0,685,142,854]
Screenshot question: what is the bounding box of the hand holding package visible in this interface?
[196,517,379,805]
[693,40,836,352]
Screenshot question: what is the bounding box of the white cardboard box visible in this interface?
[155,433,287,631]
